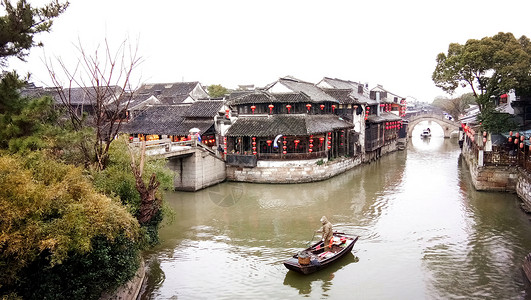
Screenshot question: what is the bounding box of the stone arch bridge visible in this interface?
[406,111,461,138]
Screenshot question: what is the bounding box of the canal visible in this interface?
[141,122,531,299]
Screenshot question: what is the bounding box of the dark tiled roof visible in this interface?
[128,93,155,109]
[320,77,361,90]
[135,82,208,104]
[366,115,386,123]
[226,90,272,105]
[21,85,123,106]
[274,92,310,103]
[122,105,187,135]
[226,90,311,105]
[123,101,220,135]
[184,100,224,117]
[306,115,354,133]
[137,82,197,97]
[20,86,58,100]
[226,115,353,137]
[381,112,403,122]
[322,89,358,104]
[264,76,338,103]
[158,95,190,105]
[63,86,123,105]
[176,119,215,135]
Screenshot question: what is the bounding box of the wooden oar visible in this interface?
[333,231,358,237]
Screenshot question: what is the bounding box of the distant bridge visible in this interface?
[405,111,460,138]
[131,139,226,191]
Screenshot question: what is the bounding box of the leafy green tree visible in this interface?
[432,32,530,132]
[92,136,174,246]
[0,0,69,66]
[0,153,140,298]
[207,84,228,98]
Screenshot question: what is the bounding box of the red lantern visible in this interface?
[306,103,312,112]
[320,104,325,110]
[286,104,292,113]
[268,104,274,113]
[309,148,313,153]
[251,105,256,113]
[252,136,256,141]
[225,109,230,118]
[327,145,331,149]
[252,146,257,150]
[309,138,313,143]
[294,139,300,147]
[332,105,336,112]
[253,151,257,155]
[252,141,256,145]
[283,140,287,144]
[283,150,287,154]
[266,140,272,146]
[309,143,313,148]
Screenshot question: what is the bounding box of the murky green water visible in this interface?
[140,122,531,299]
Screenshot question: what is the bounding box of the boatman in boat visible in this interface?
[316,216,333,252]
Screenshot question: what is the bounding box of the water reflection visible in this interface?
[283,253,358,296]
[141,123,531,299]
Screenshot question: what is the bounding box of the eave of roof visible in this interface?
[225,114,353,137]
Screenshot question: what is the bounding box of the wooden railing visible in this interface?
[470,141,531,172]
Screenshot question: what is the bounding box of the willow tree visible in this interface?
[432,32,531,132]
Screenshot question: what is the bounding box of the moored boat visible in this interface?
[283,233,359,275]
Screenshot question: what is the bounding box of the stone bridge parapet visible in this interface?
[406,112,460,138]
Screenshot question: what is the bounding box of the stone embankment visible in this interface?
[461,143,531,211]
[227,155,363,183]
[99,259,145,300]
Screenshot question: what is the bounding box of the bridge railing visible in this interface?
[406,111,457,123]
[130,140,218,157]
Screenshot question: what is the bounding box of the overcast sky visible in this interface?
[8,0,531,102]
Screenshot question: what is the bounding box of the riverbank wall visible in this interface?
[100,259,145,300]
[517,168,531,211]
[226,155,363,183]
[461,145,518,192]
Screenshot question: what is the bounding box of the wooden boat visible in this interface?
[420,128,431,138]
[283,233,359,275]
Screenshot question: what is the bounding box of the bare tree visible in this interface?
[128,141,161,225]
[46,38,141,170]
